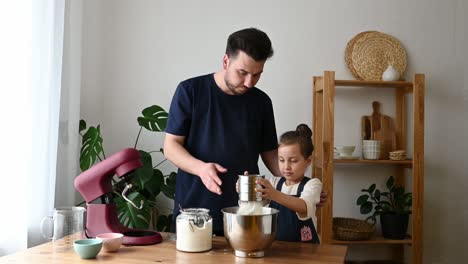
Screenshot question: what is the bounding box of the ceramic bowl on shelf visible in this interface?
[334,145,356,157]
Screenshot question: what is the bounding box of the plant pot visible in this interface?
[380,213,409,239]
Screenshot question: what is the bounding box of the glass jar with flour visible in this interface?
[176,208,212,252]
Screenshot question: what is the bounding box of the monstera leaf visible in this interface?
[137,105,168,132]
[79,124,104,171]
[79,119,87,133]
[134,151,154,188]
[140,169,164,200]
[161,172,176,200]
[115,192,152,229]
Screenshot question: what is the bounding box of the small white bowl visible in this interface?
[96,233,124,252]
[334,145,356,157]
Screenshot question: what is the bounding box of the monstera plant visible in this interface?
[79,105,176,231]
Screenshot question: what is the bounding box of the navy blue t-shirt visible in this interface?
[166,73,278,234]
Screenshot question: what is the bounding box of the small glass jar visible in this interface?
[176,208,212,252]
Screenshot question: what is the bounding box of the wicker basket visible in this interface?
[389,150,406,160]
[333,217,375,241]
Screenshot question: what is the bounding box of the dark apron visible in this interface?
[270,177,320,243]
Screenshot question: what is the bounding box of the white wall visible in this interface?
[78,0,468,263]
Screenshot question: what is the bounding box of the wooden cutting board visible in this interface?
[361,101,396,159]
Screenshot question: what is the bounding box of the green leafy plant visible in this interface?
[356,176,412,223]
[79,105,175,232]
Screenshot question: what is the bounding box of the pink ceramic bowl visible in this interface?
[96,233,123,252]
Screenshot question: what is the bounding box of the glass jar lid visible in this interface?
[179,208,210,215]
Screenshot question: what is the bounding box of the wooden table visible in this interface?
[0,233,347,263]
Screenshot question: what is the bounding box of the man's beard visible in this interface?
[224,77,248,95]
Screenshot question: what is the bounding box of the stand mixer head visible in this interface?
[74,148,162,245]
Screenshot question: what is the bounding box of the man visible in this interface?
[164,28,322,235]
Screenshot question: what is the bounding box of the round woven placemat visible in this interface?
[345,31,377,80]
[346,31,407,81]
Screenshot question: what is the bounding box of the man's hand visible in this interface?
[198,163,227,195]
[317,191,328,207]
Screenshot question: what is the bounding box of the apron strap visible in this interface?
[275,176,311,197]
[296,177,311,196]
[275,177,286,191]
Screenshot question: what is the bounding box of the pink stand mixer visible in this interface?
[74,148,162,245]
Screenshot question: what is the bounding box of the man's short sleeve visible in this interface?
[166,83,192,136]
[261,96,278,152]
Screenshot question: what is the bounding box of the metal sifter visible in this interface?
[238,174,265,202]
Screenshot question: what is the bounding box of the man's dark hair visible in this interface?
[225,27,274,62]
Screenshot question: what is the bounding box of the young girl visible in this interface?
[257,124,322,243]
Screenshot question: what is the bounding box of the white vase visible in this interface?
[382,65,400,81]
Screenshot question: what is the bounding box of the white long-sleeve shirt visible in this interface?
[270,176,322,228]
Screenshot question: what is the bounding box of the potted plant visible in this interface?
[79,105,176,231]
[356,176,412,239]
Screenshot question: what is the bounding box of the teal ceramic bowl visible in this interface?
[73,239,103,259]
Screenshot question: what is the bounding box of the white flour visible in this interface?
[237,201,264,215]
[176,218,212,252]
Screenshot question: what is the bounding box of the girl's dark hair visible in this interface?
[279,124,314,158]
[225,27,274,62]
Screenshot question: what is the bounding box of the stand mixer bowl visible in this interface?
[222,206,279,258]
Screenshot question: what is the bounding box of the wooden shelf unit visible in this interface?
[333,159,413,165]
[332,235,412,245]
[312,71,425,263]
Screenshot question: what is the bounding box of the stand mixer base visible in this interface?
[235,250,264,258]
[122,230,162,245]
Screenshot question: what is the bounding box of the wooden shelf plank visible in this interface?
[314,159,413,168]
[332,235,412,245]
[333,159,412,165]
[334,79,413,88]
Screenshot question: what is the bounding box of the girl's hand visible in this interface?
[255,178,277,200]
